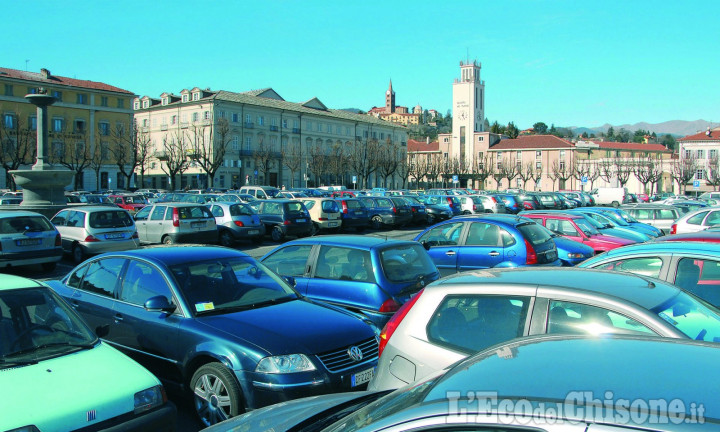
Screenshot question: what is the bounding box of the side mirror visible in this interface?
[144,295,177,313]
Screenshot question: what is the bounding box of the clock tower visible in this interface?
[452,60,486,162]
[385,80,396,113]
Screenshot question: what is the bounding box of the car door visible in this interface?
[457,221,505,271]
[671,256,720,308]
[145,205,169,243]
[260,243,313,294]
[65,257,126,335]
[542,299,660,337]
[416,222,464,276]
[114,258,183,383]
[132,206,152,242]
[702,210,720,229]
[50,210,72,251]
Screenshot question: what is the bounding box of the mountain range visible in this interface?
[572,120,715,138]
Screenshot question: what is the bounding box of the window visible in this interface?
[119,261,173,306]
[29,116,37,131]
[257,116,264,126]
[98,122,110,136]
[192,92,200,101]
[2,113,15,129]
[244,136,252,151]
[295,120,300,130]
[711,149,718,159]
[426,295,530,353]
[478,136,484,142]
[3,84,12,96]
[697,169,705,180]
[142,100,149,109]
[535,161,542,170]
[218,111,225,118]
[560,150,566,159]
[52,90,63,101]
[79,258,125,298]
[117,98,125,109]
[687,211,709,225]
[245,114,251,124]
[535,150,542,159]
[698,149,705,159]
[192,112,199,122]
[161,97,168,106]
[591,256,663,279]
[134,100,140,110]
[270,117,277,127]
[232,113,239,123]
[27,87,38,94]
[76,93,88,104]
[231,136,239,150]
[547,300,654,336]
[606,150,612,158]
[674,258,720,305]
[52,118,65,132]
[559,161,566,171]
[417,222,464,246]
[101,96,108,107]
[204,111,211,120]
[171,115,177,125]
[615,150,621,157]
[74,119,86,133]
[263,244,314,277]
[282,119,288,129]
[685,149,692,158]
[182,94,189,102]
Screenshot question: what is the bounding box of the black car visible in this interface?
[334,197,370,232]
[400,196,430,225]
[46,246,379,427]
[249,199,313,241]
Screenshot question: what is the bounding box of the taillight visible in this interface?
[524,202,533,210]
[392,207,397,214]
[341,201,349,214]
[172,208,179,227]
[524,238,538,265]
[411,207,417,213]
[378,289,424,357]
[54,234,61,246]
[284,220,291,225]
[84,235,100,242]
[446,197,454,207]
[379,298,400,313]
[670,224,677,235]
[319,217,328,221]
[472,204,477,211]
[234,220,245,227]
[491,197,497,203]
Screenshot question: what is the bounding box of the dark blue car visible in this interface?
[260,235,440,327]
[46,246,378,427]
[415,214,561,276]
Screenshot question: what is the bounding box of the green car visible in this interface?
[0,274,176,432]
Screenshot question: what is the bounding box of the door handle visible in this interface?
[71,300,79,308]
[489,251,500,257]
[114,314,124,322]
[445,251,456,256]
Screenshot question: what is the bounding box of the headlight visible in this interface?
[256,354,316,374]
[134,385,166,414]
[567,253,586,259]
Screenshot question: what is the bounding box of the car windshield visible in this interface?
[616,209,638,223]
[88,210,133,228]
[404,196,421,205]
[576,219,600,235]
[0,215,54,234]
[652,292,720,342]
[123,195,146,204]
[380,244,438,283]
[265,188,281,198]
[169,257,299,315]
[0,287,97,365]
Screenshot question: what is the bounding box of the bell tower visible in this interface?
[452,60,486,161]
[385,80,395,113]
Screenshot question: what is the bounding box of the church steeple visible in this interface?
[385,79,396,113]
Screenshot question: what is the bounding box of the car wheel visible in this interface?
[162,235,174,245]
[41,262,57,272]
[463,210,472,215]
[219,230,234,247]
[371,215,383,230]
[271,226,285,242]
[72,244,84,264]
[191,363,244,426]
[311,222,320,236]
[611,201,620,208]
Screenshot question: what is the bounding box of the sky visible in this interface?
[4,1,719,130]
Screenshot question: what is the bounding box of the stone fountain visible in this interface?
[10,88,74,217]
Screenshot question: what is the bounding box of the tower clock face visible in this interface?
[459,111,467,120]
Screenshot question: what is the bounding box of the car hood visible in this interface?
[203,391,377,432]
[552,236,594,256]
[1,342,160,431]
[194,299,375,356]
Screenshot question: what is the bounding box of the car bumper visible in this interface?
[228,225,266,239]
[81,239,139,255]
[85,402,176,432]
[0,247,63,267]
[341,217,369,228]
[282,224,313,237]
[317,220,342,230]
[169,230,219,244]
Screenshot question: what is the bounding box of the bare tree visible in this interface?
[425,154,444,188]
[188,117,231,188]
[550,160,573,190]
[634,155,664,195]
[615,158,634,188]
[307,140,330,187]
[517,161,536,191]
[469,153,494,190]
[347,138,380,189]
[597,158,615,185]
[109,123,140,190]
[49,126,92,190]
[327,142,348,186]
[134,125,153,189]
[706,156,720,192]
[252,135,275,185]
[281,140,303,188]
[0,114,36,190]
[159,131,190,190]
[498,159,519,190]
[396,157,410,189]
[377,140,401,188]
[672,153,699,194]
[87,137,105,190]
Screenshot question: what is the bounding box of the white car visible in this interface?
[0,211,62,271]
[458,194,505,214]
[669,207,720,234]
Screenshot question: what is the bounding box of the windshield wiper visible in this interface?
[0,358,39,368]
[6,341,95,357]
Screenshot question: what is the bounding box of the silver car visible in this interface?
[459,195,505,214]
[133,202,218,245]
[369,267,720,391]
[50,206,139,263]
[208,202,265,246]
[669,207,720,234]
[0,211,62,271]
[621,204,681,234]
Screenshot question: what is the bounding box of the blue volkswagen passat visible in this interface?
[46,246,378,427]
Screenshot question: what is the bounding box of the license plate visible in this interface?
[329,222,338,227]
[248,230,259,235]
[105,233,124,239]
[351,367,374,387]
[296,219,306,223]
[16,238,41,246]
[191,222,205,228]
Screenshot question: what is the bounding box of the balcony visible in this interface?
[160,124,168,131]
[244,122,254,129]
[180,122,189,129]
[292,128,301,134]
[269,125,278,132]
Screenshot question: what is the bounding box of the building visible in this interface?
[0,66,136,191]
[133,87,409,190]
[367,81,421,126]
[677,127,720,193]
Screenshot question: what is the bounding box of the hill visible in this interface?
[573,120,713,138]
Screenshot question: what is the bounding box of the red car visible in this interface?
[108,194,147,213]
[638,193,650,202]
[522,213,634,254]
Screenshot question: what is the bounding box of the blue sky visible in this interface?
[5,1,718,129]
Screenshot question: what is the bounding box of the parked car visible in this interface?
[398,195,428,225]
[419,194,462,217]
[299,197,343,235]
[0,196,22,205]
[46,246,379,427]
[0,211,62,271]
[108,193,148,213]
[415,214,560,276]
[79,193,115,206]
[493,193,522,213]
[621,203,681,234]
[580,241,720,308]
[0,274,176,431]
[591,186,628,207]
[260,235,440,327]
[238,185,281,200]
[411,196,452,224]
[206,334,720,431]
[277,191,308,199]
[669,207,720,234]
[458,194,505,214]
[535,222,595,266]
[50,206,139,263]
[521,212,635,254]
[581,206,661,237]
[654,230,720,243]
[132,202,218,245]
[369,266,720,391]
[568,208,653,242]
[358,196,412,229]
[208,201,265,246]
[334,197,370,232]
[248,199,313,242]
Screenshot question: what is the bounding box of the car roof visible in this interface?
[655,232,720,242]
[0,210,47,218]
[444,215,532,227]
[56,206,128,213]
[430,267,681,309]
[0,274,46,291]
[278,234,420,249]
[590,241,720,256]
[426,334,720,419]
[99,245,250,267]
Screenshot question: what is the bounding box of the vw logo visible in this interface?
[347,346,363,362]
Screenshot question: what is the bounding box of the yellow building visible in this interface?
[0,67,136,190]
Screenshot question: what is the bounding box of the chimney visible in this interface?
[40,68,51,79]
[426,136,430,145]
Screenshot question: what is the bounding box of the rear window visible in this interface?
[346,200,363,210]
[380,244,437,283]
[0,215,54,234]
[321,200,340,212]
[229,204,255,217]
[516,222,552,246]
[177,206,213,219]
[286,202,307,215]
[657,209,678,219]
[88,210,133,228]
